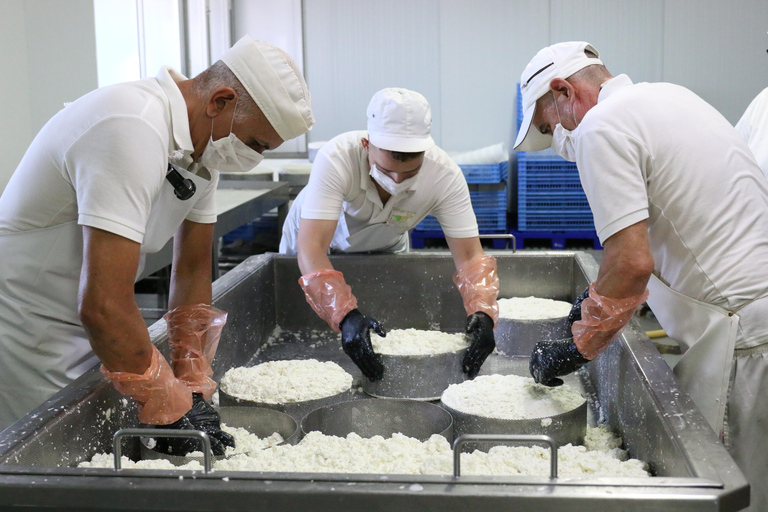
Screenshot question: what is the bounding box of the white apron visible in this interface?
[279,186,408,255]
[646,274,740,435]
[0,166,212,430]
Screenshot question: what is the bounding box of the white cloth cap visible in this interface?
[514,41,602,151]
[220,36,314,141]
[366,88,435,152]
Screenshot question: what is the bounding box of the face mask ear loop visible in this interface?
[228,96,239,135]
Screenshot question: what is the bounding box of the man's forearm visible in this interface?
[81,295,153,374]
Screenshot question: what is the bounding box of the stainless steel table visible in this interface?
[137,180,290,281]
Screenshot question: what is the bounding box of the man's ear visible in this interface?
[361,137,369,151]
[549,78,573,99]
[206,87,237,118]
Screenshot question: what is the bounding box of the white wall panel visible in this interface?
[663,0,768,123]
[304,0,442,144]
[439,0,550,151]
[0,0,32,191]
[233,0,306,152]
[0,0,97,191]
[551,0,664,83]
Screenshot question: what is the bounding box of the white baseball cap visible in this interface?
[221,36,314,141]
[366,88,435,153]
[514,41,602,151]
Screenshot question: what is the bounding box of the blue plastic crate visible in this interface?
[459,161,509,184]
[222,216,279,243]
[520,190,590,209]
[518,210,595,231]
[469,189,507,210]
[415,211,506,233]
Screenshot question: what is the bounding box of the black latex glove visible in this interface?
[152,393,235,456]
[340,309,385,382]
[463,312,495,379]
[567,287,591,326]
[529,339,590,387]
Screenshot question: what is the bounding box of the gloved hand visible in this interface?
[529,339,590,387]
[165,304,228,399]
[299,269,358,333]
[340,309,385,382]
[452,254,500,325]
[101,345,192,425]
[463,312,495,379]
[152,393,235,456]
[567,287,590,326]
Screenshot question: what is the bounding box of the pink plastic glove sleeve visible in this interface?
[299,269,358,333]
[452,254,500,325]
[164,304,228,399]
[100,345,192,425]
[572,282,649,360]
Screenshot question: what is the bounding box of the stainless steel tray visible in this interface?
[0,252,749,512]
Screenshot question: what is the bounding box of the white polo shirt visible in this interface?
[0,67,218,244]
[283,130,478,253]
[574,74,768,310]
[735,86,768,178]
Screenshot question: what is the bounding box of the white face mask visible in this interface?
[200,100,264,173]
[369,164,419,196]
[551,123,578,162]
[550,95,578,162]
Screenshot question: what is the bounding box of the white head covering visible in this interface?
[220,36,314,141]
[366,88,435,152]
[514,41,602,151]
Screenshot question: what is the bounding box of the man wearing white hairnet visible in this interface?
[516,41,768,511]
[0,36,314,455]
[279,88,499,383]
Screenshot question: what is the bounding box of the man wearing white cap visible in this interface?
[280,87,499,382]
[516,41,768,511]
[0,36,314,455]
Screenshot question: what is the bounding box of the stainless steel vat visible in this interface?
[0,252,750,511]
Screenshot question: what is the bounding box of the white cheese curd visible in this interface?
[219,359,353,404]
[498,297,572,320]
[78,426,648,477]
[78,453,203,471]
[183,425,285,459]
[440,374,585,419]
[370,328,470,356]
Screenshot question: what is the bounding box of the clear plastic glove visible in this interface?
[299,269,358,333]
[340,309,385,382]
[463,312,495,379]
[567,287,591,326]
[572,283,649,360]
[452,255,500,325]
[529,339,590,387]
[152,393,235,456]
[164,304,228,399]
[100,345,192,425]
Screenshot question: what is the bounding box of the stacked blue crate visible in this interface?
[222,209,280,244]
[413,161,509,234]
[515,83,595,233]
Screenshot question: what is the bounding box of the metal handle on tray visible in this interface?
[452,434,557,478]
[478,234,516,252]
[112,428,213,473]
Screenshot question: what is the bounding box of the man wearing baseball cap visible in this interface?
[0,35,314,454]
[517,41,768,511]
[280,87,499,383]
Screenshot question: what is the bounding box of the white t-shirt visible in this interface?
[0,67,218,244]
[574,75,768,310]
[735,86,768,178]
[299,130,478,240]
